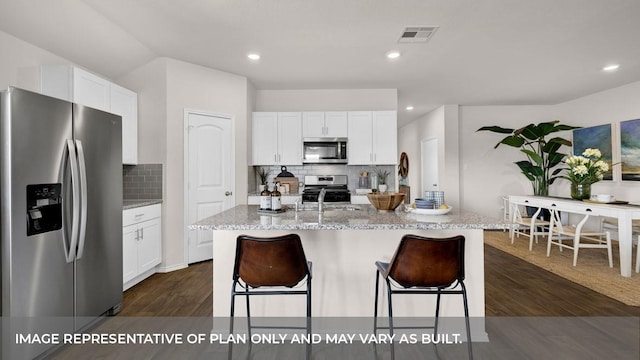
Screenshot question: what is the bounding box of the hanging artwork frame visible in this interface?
[572,124,613,180]
[620,118,640,181]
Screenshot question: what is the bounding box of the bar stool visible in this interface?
[373,234,473,359]
[230,234,312,335]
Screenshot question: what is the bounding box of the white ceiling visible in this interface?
[1,0,639,126]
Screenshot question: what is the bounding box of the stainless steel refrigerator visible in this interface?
[1,87,123,358]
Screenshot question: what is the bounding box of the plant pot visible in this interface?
[571,183,591,200]
[258,184,266,193]
[378,184,388,193]
[526,206,551,221]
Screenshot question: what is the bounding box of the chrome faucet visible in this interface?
[318,188,327,213]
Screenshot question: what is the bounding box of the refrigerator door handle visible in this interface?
[75,140,88,260]
[65,139,81,263]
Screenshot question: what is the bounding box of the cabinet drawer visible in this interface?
[123,204,161,226]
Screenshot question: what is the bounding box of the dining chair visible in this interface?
[510,204,551,251]
[547,208,613,267]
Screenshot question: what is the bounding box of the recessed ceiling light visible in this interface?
[406,106,414,111]
[247,53,260,60]
[386,51,401,59]
[603,64,620,71]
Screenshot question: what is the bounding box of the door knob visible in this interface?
[225,191,233,196]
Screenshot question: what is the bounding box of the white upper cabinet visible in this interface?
[277,112,303,165]
[372,111,398,164]
[71,68,110,112]
[110,85,138,165]
[40,65,139,164]
[252,112,302,165]
[302,112,324,138]
[347,111,397,165]
[324,111,348,137]
[302,111,348,138]
[347,111,374,164]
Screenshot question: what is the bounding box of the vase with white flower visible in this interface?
[564,148,609,200]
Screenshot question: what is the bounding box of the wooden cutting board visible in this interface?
[274,177,299,194]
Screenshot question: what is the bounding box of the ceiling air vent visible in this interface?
[398,26,439,43]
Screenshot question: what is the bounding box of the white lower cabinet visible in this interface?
[123,204,162,290]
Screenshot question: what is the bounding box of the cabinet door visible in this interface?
[302,112,325,138]
[324,111,348,138]
[137,218,162,274]
[252,112,278,165]
[111,84,138,164]
[347,111,373,165]
[372,111,398,164]
[277,112,302,165]
[72,67,110,112]
[122,224,139,284]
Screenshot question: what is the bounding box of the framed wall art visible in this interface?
[572,124,613,180]
[620,118,640,181]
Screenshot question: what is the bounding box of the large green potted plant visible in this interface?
[477,120,580,196]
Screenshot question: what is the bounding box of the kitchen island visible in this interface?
[191,205,512,341]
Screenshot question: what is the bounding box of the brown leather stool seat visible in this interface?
[374,234,473,359]
[230,234,312,336]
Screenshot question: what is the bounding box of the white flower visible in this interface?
[594,160,609,172]
[583,148,601,158]
[572,164,589,176]
[565,156,585,166]
[566,148,609,185]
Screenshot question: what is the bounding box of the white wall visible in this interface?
[398,105,461,207]
[117,58,168,164]
[554,81,640,203]
[164,58,249,270]
[0,30,69,91]
[458,106,557,217]
[255,89,397,111]
[117,57,251,271]
[456,81,640,218]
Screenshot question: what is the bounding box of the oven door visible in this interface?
[303,138,347,164]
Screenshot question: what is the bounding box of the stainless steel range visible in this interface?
[302,175,351,203]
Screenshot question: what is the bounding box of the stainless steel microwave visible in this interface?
[303,138,348,164]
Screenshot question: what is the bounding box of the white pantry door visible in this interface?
[186,110,234,264]
[421,138,439,196]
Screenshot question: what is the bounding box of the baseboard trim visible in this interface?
[157,263,188,273]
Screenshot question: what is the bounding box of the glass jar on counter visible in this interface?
[370,174,378,189]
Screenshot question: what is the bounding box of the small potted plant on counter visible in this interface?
[256,167,270,192]
[376,168,390,192]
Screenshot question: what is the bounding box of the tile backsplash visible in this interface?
[249,164,395,193]
[123,164,163,200]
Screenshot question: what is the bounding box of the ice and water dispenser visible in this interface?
[26,184,62,236]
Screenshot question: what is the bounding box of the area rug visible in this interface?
[484,230,640,306]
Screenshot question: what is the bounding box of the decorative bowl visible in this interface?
[367,192,406,212]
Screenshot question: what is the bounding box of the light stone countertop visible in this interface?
[190,204,514,231]
[123,199,163,210]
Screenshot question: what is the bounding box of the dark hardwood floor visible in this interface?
[106,244,640,359]
[119,260,213,317]
[119,244,640,317]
